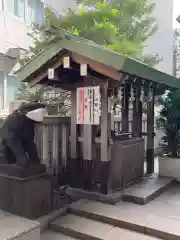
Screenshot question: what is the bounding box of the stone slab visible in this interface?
[122,175,174,204]
[15,227,40,240]
[69,199,180,239]
[69,199,154,233]
[41,230,77,240]
[145,215,180,240]
[49,216,161,240]
[38,206,69,232]
[154,183,180,206]
[105,227,160,240]
[50,214,114,240]
[0,210,40,240]
[61,186,123,205]
[136,200,180,222]
[49,212,161,240]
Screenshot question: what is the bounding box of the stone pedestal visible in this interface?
[0,165,53,219]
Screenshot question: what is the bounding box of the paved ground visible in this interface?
[0,210,39,240]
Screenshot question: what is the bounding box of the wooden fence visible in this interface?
[35,116,70,174]
[35,115,163,172]
[113,115,148,150]
[0,115,163,173]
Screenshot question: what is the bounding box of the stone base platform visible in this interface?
[0,171,53,219]
[0,164,46,178]
[60,186,123,205]
[122,175,174,204]
[60,175,174,205]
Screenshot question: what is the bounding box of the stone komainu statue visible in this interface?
[0,102,46,169]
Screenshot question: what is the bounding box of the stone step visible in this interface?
[69,199,180,240]
[61,186,123,205]
[41,230,77,239]
[50,213,160,240]
[122,176,174,205]
[61,176,173,206]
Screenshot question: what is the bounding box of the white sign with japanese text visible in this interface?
[77,86,101,125]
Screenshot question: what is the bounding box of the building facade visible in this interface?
[0,0,44,116]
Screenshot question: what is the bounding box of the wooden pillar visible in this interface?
[132,81,142,137]
[69,90,79,187]
[122,82,129,133]
[42,124,49,170]
[146,85,155,174]
[52,124,59,175]
[59,123,69,185]
[100,82,111,194]
[70,90,77,159]
[61,124,68,173]
[82,124,93,189]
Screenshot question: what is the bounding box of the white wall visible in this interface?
[0,12,31,55]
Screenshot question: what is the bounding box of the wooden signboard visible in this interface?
[77,86,101,125]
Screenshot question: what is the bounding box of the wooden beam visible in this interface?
[122,82,130,133]
[27,54,67,87]
[52,124,59,175]
[28,71,48,87]
[146,86,155,174]
[82,124,93,189]
[70,90,77,158]
[72,52,121,81]
[132,81,142,137]
[83,125,93,160]
[69,90,79,187]
[61,124,68,172]
[100,81,111,194]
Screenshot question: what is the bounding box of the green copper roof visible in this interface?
[17,29,180,89]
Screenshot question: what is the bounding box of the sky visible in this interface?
[173,0,180,28]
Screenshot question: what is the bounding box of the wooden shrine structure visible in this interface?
[16,30,180,194]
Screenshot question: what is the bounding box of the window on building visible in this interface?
[5,0,44,24]
[16,0,25,19]
[6,0,15,14]
[26,0,36,24]
[6,0,25,19]
[0,0,4,10]
[7,75,21,104]
[35,0,44,25]
[26,0,44,25]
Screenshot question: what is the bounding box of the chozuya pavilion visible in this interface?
[16,29,180,200]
